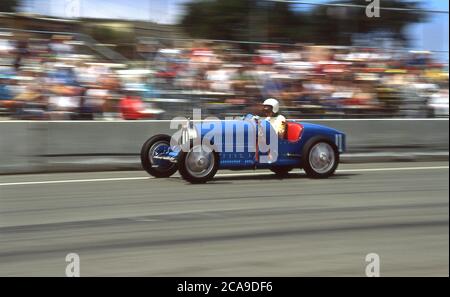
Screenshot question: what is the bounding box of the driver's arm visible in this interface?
[275,115,287,137]
[243,114,259,120]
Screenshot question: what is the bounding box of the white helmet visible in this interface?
[263,98,280,113]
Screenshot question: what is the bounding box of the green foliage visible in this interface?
[180,0,301,42]
[0,0,18,12]
[179,0,428,45]
[307,0,428,45]
[88,25,133,44]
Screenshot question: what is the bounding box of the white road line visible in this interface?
[0,177,151,187]
[0,166,448,187]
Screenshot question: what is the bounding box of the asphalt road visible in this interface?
[0,162,448,276]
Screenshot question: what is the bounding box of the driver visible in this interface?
[262,98,286,137]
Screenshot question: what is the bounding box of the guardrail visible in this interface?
[0,119,448,174]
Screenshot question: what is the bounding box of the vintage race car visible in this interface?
[141,116,346,183]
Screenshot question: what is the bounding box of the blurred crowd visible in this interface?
[0,32,160,120]
[0,30,448,120]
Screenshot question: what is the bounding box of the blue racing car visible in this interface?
[141,116,346,183]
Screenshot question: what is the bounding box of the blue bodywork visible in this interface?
[160,117,346,170]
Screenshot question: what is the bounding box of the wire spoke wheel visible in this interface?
[309,142,336,174]
[185,145,215,178]
[179,143,219,183]
[303,138,339,178]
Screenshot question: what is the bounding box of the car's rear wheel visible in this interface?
[178,144,219,184]
[303,137,339,178]
[141,134,178,178]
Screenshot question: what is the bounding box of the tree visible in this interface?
[180,0,303,43]
[307,0,428,46]
[179,0,428,47]
[0,0,18,12]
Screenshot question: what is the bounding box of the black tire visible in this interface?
[178,143,219,184]
[302,136,339,178]
[270,166,294,177]
[141,134,178,178]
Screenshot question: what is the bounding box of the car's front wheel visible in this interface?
[178,144,219,184]
[303,137,339,178]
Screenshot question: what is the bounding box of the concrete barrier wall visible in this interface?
[0,122,47,173]
[0,119,448,174]
[311,119,449,152]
